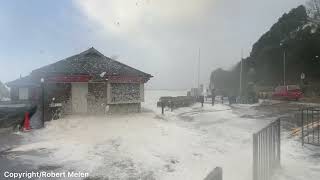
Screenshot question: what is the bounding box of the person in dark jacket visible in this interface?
[211,89,216,106]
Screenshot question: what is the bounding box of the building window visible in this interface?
[19,87,29,100]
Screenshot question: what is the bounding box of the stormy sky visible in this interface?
[0,0,306,89]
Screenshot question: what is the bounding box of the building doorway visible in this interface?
[72,83,88,113]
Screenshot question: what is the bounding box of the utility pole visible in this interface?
[198,48,201,89]
[283,50,286,86]
[280,42,286,86]
[239,50,243,97]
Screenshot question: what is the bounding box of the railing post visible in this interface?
[261,130,265,180]
[267,127,270,177]
[312,109,315,144]
[277,119,281,164]
[318,109,320,145]
[204,167,222,180]
[307,109,309,143]
[301,109,304,146]
[253,133,258,180]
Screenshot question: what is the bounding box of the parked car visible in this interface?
[272,85,303,101]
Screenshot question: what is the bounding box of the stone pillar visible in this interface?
[107,82,111,104]
[140,83,144,102]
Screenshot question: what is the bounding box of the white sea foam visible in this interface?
[10,90,320,180]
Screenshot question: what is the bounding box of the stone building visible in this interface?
[6,47,152,116]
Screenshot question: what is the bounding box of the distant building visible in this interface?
[188,85,204,97]
[6,47,152,115]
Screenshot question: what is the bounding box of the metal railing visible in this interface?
[204,167,223,180]
[301,107,320,146]
[253,118,281,180]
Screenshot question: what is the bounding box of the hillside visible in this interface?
[211,5,320,95]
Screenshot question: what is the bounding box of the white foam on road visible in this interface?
[9,90,320,180]
[274,134,320,180]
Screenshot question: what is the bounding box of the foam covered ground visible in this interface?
[9,90,320,180]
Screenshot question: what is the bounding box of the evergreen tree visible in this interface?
[211,5,320,94]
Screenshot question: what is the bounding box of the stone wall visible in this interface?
[110,83,141,103]
[88,83,107,114]
[108,103,141,113]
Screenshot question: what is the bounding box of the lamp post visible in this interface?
[40,78,45,128]
[280,42,286,86]
[240,57,243,97]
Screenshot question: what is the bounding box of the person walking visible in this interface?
[211,89,216,106]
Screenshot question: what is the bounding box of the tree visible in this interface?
[306,0,320,19]
[210,5,320,91]
[0,81,9,100]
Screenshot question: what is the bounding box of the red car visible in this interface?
[272,85,303,101]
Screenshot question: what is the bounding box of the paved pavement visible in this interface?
[0,129,34,180]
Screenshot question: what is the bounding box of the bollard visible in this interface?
[23,112,31,131]
[161,102,164,115]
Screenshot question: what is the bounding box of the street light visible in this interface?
[280,42,286,86]
[40,78,45,128]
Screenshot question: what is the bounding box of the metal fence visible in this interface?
[204,167,223,180]
[301,107,320,146]
[253,118,281,180]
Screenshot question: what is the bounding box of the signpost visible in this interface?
[301,72,306,87]
[301,72,305,80]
